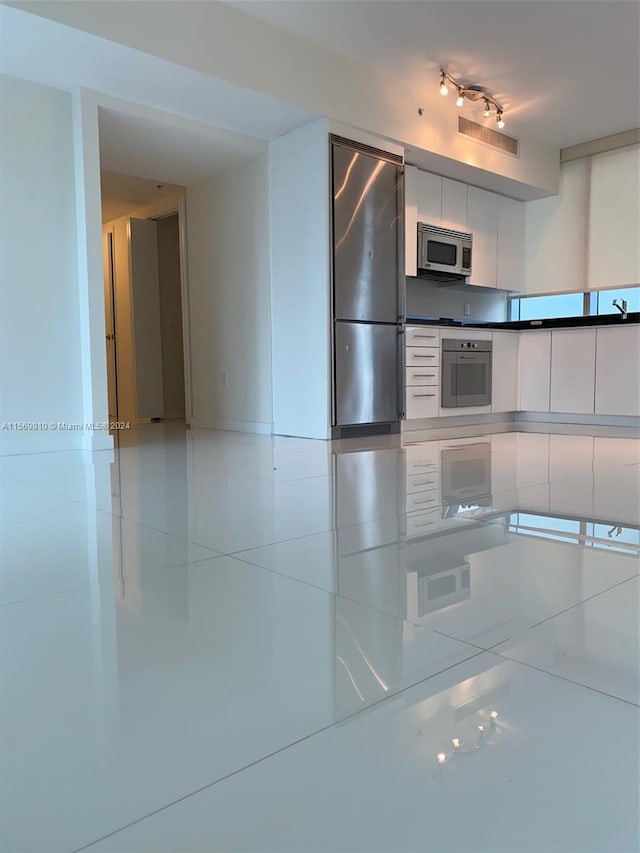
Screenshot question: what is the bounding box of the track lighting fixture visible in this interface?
[438,69,507,128]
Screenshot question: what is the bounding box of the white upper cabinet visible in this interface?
[417,170,443,225]
[497,197,525,292]
[588,145,640,289]
[441,178,468,231]
[524,158,589,295]
[549,329,596,415]
[467,186,498,288]
[405,167,525,289]
[405,165,418,277]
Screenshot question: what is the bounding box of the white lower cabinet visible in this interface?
[549,329,596,414]
[518,331,551,411]
[405,327,440,420]
[491,332,518,412]
[406,387,439,419]
[404,323,638,423]
[594,325,640,416]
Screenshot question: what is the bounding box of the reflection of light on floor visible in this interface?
[436,710,503,767]
[337,615,390,692]
[336,655,365,703]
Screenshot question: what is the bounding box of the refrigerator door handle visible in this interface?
[397,166,406,324]
[398,326,405,419]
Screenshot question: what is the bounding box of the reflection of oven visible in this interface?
[418,561,470,615]
[441,339,492,408]
[441,443,491,505]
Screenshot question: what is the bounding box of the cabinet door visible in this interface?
[588,145,640,289]
[549,329,596,414]
[595,325,640,416]
[518,331,551,411]
[441,178,467,231]
[467,186,498,288]
[497,197,525,292]
[524,159,589,295]
[405,165,418,277]
[417,170,442,226]
[492,332,519,412]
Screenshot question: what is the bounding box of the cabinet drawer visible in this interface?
[406,489,440,513]
[406,327,440,347]
[406,346,440,368]
[406,387,439,419]
[406,471,440,494]
[406,366,439,386]
[406,457,439,477]
[406,509,440,538]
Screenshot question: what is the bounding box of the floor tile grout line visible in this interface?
[523,572,640,631]
[491,654,640,708]
[69,648,487,853]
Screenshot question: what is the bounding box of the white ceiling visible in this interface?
[229,0,640,148]
[100,171,183,223]
[98,107,265,187]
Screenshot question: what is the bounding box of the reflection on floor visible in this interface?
[1,424,638,852]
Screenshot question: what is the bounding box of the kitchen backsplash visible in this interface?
[406,277,508,322]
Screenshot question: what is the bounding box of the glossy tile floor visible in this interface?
[1,424,638,852]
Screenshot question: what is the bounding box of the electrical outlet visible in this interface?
[463,303,470,316]
[222,371,228,387]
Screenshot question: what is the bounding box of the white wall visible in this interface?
[0,75,86,453]
[269,120,331,439]
[186,155,272,433]
[17,2,560,199]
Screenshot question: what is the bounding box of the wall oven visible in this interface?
[441,442,492,506]
[441,339,492,408]
[417,223,472,279]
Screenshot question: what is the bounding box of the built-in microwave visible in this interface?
[417,222,472,279]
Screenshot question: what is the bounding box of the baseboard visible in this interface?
[516,412,640,429]
[195,418,274,435]
[403,412,516,432]
[0,429,113,456]
[81,432,115,452]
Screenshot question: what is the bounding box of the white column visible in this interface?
[72,88,112,451]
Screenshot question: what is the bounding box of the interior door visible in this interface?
[102,230,118,421]
[129,218,164,420]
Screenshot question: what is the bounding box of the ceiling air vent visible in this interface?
[458,116,519,157]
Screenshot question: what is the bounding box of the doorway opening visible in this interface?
[101,171,189,431]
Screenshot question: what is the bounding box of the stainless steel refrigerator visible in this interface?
[331,136,404,438]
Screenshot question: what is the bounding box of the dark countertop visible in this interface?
[405,312,640,330]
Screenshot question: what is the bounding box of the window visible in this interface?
[595,287,640,315]
[508,292,585,321]
[508,285,638,321]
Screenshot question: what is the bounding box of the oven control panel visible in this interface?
[442,338,492,352]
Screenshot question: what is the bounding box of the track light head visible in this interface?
[438,67,508,126]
